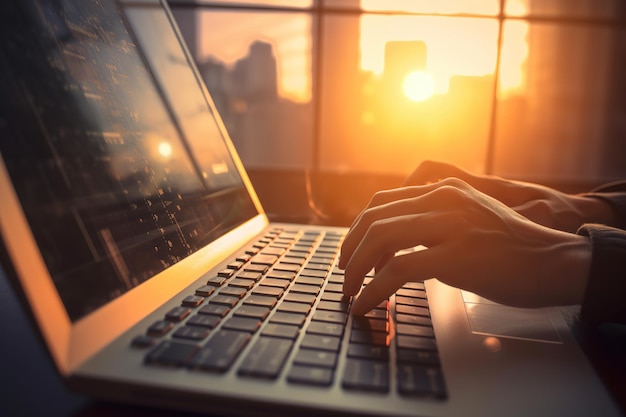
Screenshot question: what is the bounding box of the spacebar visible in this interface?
[189,330,251,373]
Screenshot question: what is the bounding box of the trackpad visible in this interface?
[462,292,562,344]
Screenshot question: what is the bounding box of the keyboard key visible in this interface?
[402,282,426,291]
[396,335,438,351]
[287,365,334,386]
[207,276,227,286]
[195,285,216,297]
[397,364,446,398]
[284,292,316,305]
[347,344,390,361]
[190,330,250,372]
[396,288,427,299]
[342,359,389,393]
[260,278,290,289]
[227,261,244,270]
[396,349,440,366]
[295,276,325,286]
[324,283,343,293]
[145,341,199,367]
[261,247,285,257]
[173,326,210,341]
[396,324,435,338]
[233,305,270,321]
[300,334,341,352]
[182,295,205,309]
[274,263,299,273]
[277,301,311,315]
[306,321,345,337]
[236,253,251,263]
[243,264,268,275]
[311,310,347,325]
[290,284,320,295]
[396,305,430,317]
[209,295,240,308]
[280,256,305,266]
[131,335,156,348]
[266,270,296,281]
[243,295,278,309]
[228,278,256,289]
[299,268,326,278]
[252,285,284,298]
[147,320,174,336]
[261,323,300,339]
[237,271,263,282]
[293,349,338,368]
[316,300,350,313]
[165,306,191,322]
[309,256,334,266]
[238,337,294,379]
[251,254,278,266]
[320,291,348,302]
[216,269,234,279]
[187,314,221,329]
[396,296,428,308]
[269,312,306,327]
[396,314,432,327]
[222,317,262,333]
[218,286,247,299]
[350,330,389,346]
[198,304,230,317]
[328,273,344,283]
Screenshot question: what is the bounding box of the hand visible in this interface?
[339,178,591,316]
[405,160,615,233]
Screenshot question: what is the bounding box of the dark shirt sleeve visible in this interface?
[576,182,626,327]
[577,224,626,327]
[578,176,626,327]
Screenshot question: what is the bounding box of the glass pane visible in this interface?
[325,0,499,15]
[320,14,498,175]
[505,0,622,20]
[170,0,313,8]
[494,21,626,182]
[170,8,313,169]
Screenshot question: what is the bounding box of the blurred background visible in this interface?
[168,0,626,225]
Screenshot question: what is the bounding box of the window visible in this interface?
[169,0,626,187]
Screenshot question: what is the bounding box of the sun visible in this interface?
[403,71,435,102]
[158,142,173,158]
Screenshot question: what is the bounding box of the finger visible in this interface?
[343,186,430,235]
[350,249,439,315]
[340,180,470,270]
[342,210,455,296]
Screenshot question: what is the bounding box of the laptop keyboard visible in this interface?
[132,227,447,398]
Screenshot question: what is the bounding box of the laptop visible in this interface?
[0,1,620,416]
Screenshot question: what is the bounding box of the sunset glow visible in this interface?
[359,14,527,96]
[403,71,435,102]
[197,1,529,102]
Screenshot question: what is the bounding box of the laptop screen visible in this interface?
[0,0,258,322]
